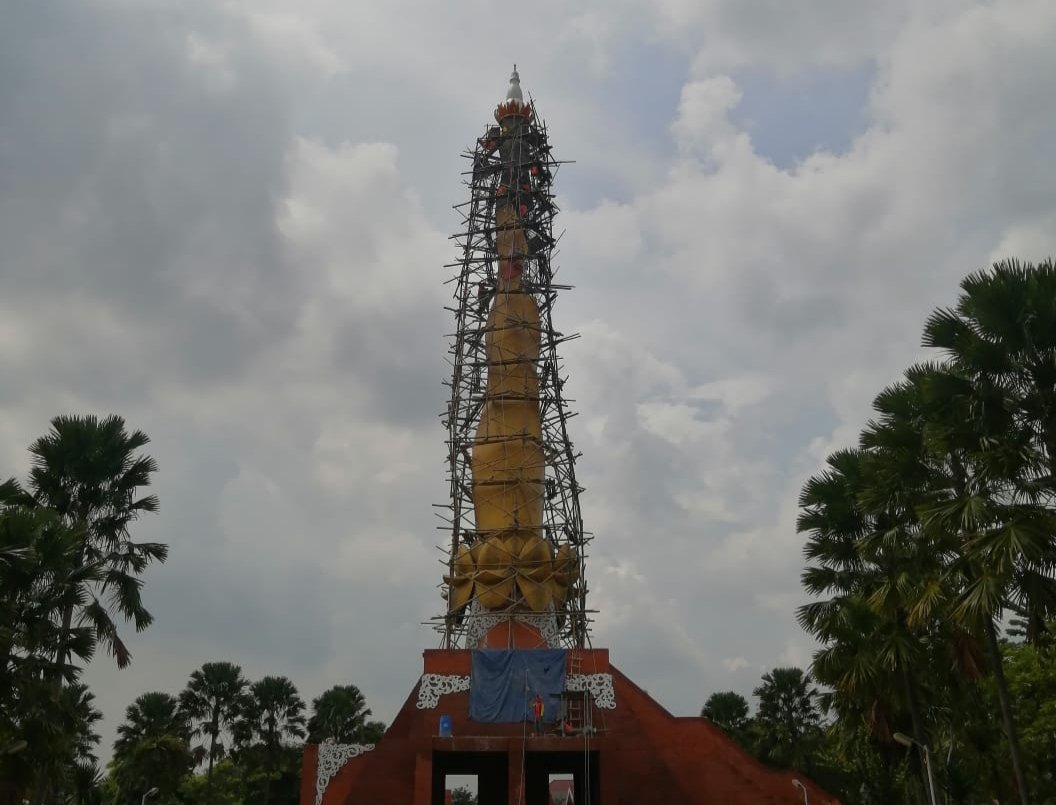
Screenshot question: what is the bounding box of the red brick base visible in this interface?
[301,649,838,805]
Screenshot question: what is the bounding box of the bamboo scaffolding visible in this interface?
[437,96,590,649]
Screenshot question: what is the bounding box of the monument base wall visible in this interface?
[301,648,838,805]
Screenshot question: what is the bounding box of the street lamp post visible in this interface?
[141,786,160,805]
[894,732,938,805]
[792,779,810,804]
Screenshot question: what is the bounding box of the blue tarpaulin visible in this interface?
[469,649,567,723]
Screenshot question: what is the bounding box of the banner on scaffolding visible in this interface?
[469,649,566,723]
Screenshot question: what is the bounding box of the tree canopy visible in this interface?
[793,258,1056,804]
[701,691,750,736]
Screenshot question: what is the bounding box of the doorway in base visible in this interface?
[431,751,507,805]
[525,750,600,805]
[445,774,477,804]
[548,773,574,804]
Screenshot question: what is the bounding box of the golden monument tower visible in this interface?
[440,68,587,648]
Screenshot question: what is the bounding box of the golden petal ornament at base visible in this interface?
[476,577,515,610]
[516,574,553,613]
[447,544,476,612]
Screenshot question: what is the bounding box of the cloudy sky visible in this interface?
[3,0,1055,762]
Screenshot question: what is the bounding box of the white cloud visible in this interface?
[723,656,752,673]
[989,212,1056,266]
[671,76,743,157]
[653,0,916,73]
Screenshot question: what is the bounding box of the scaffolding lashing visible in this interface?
[438,90,589,650]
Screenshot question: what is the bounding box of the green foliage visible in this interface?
[1004,636,1056,801]
[115,691,191,752]
[179,661,249,780]
[25,414,165,670]
[0,503,106,801]
[178,759,246,805]
[713,647,1056,804]
[701,691,750,739]
[360,720,386,743]
[235,676,307,805]
[104,670,319,805]
[109,692,194,801]
[0,414,163,803]
[242,675,307,750]
[109,733,194,800]
[752,667,822,769]
[793,256,1056,805]
[450,784,478,805]
[95,669,385,804]
[236,744,304,805]
[2,679,104,803]
[308,684,383,744]
[810,721,918,804]
[69,760,106,805]
[0,506,104,684]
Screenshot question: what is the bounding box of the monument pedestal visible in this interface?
[301,648,837,805]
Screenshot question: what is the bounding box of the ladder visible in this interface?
[564,652,589,733]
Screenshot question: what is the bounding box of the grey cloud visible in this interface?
[3,0,1056,767]
[149,552,335,669]
[1,1,298,386]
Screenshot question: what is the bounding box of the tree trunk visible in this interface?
[900,661,931,791]
[54,519,87,678]
[984,618,1030,805]
[48,601,75,805]
[56,604,74,678]
[207,725,217,791]
[263,731,275,805]
[899,663,925,743]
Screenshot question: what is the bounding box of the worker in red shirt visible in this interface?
[532,693,545,736]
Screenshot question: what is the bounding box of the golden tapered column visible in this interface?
[446,69,578,618]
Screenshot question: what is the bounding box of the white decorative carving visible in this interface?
[415,672,616,710]
[417,673,471,709]
[462,602,562,648]
[565,673,617,709]
[315,741,374,805]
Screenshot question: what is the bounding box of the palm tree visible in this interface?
[904,360,1050,805]
[68,760,104,805]
[243,676,306,750]
[924,259,1056,496]
[797,445,935,748]
[856,381,962,749]
[240,676,306,805]
[20,682,103,805]
[114,692,190,753]
[359,719,386,743]
[307,684,380,744]
[179,661,248,785]
[752,667,821,769]
[1,506,100,685]
[803,372,1036,799]
[111,694,193,802]
[0,503,107,804]
[701,691,750,739]
[791,261,1056,801]
[920,259,1056,805]
[62,683,103,768]
[23,414,165,672]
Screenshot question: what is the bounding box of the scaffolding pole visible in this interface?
[438,97,590,649]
